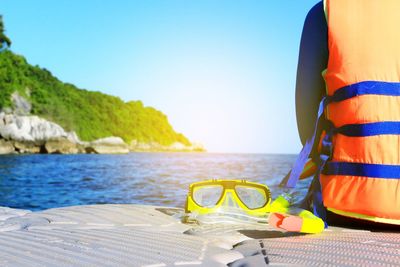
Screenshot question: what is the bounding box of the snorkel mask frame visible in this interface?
[185,179,272,217]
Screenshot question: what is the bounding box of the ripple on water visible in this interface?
[0,153,306,211]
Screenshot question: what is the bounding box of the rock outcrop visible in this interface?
[0,92,82,153]
[11,92,31,115]
[0,112,77,143]
[86,137,130,154]
[129,140,205,152]
[0,112,204,154]
[44,137,80,154]
[12,140,41,153]
[0,139,15,154]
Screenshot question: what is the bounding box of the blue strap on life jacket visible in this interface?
[284,97,327,188]
[281,97,330,227]
[326,81,400,103]
[310,129,333,227]
[335,121,400,136]
[323,162,400,179]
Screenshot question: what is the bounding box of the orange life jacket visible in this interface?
[285,0,400,225]
[320,0,400,223]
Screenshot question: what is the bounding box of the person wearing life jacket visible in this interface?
[277,0,400,231]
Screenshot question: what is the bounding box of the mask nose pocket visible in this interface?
[221,191,240,209]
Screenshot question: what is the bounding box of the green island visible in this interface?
[0,16,203,154]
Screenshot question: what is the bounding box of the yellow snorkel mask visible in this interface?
[185,179,272,218]
[184,179,325,233]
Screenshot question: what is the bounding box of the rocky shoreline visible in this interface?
[0,112,205,155]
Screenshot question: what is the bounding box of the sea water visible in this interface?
[0,153,311,211]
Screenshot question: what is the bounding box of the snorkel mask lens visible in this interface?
[235,185,268,209]
[192,185,223,207]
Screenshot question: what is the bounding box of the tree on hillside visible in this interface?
[0,15,12,49]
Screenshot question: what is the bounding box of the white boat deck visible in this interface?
[0,205,399,266]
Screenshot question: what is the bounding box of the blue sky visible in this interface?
[2,0,320,153]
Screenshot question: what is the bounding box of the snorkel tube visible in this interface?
[269,195,325,234]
